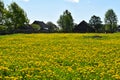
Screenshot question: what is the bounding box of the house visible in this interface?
[118,25,120,32]
[73,20,95,33]
[32,21,50,32]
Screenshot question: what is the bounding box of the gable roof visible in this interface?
[32,21,50,29]
[73,20,94,33]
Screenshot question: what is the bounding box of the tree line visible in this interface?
[0,0,119,35]
[58,9,118,33]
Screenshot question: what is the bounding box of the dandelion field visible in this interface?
[0,33,120,79]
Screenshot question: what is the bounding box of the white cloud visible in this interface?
[22,0,29,2]
[66,0,80,3]
[9,0,30,2]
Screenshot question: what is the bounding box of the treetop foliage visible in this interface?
[105,9,117,25]
[89,15,102,32]
[57,10,74,32]
[104,9,118,32]
[8,2,29,28]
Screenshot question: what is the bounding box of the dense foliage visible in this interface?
[57,10,74,32]
[8,2,29,29]
[0,0,6,25]
[89,15,102,32]
[104,9,118,33]
[0,0,29,34]
[0,33,120,79]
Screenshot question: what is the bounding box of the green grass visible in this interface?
[0,33,120,79]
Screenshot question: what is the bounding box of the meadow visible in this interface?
[0,33,120,80]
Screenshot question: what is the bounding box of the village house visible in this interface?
[73,20,95,33]
[32,21,50,32]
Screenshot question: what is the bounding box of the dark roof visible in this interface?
[32,21,50,29]
[79,20,88,25]
[73,20,94,33]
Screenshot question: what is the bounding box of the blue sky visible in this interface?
[4,0,120,25]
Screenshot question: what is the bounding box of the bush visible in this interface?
[104,24,116,33]
[31,24,41,32]
[0,25,8,35]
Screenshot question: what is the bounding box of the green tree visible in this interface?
[0,25,7,34]
[4,10,12,27]
[0,0,5,25]
[8,2,29,29]
[0,0,8,34]
[57,10,74,32]
[104,9,118,32]
[89,15,102,32]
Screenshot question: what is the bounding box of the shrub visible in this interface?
[0,25,8,35]
[31,24,41,32]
